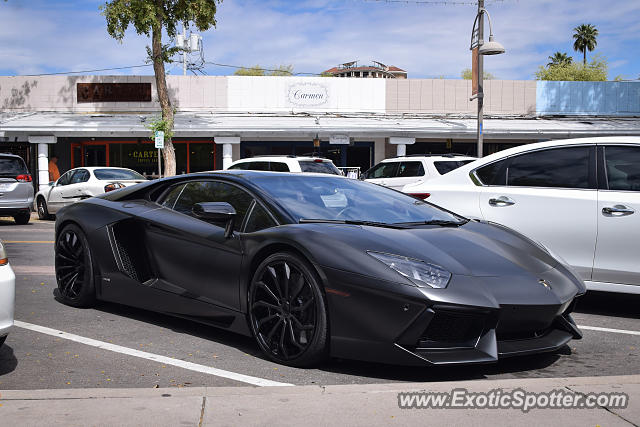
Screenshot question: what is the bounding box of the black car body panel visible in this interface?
[55,171,585,366]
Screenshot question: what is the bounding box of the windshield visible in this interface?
[94,168,146,180]
[0,156,28,177]
[253,175,462,224]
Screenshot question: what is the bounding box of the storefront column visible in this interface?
[215,137,241,170]
[389,137,415,158]
[373,138,386,163]
[28,135,57,191]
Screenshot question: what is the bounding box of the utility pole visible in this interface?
[182,24,187,76]
[477,0,484,158]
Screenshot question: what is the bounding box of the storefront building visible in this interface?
[1,75,639,191]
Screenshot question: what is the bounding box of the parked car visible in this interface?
[0,240,15,348]
[361,154,476,191]
[227,156,341,175]
[36,167,147,219]
[0,153,34,224]
[55,171,584,367]
[403,136,640,294]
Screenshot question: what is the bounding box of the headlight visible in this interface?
[368,251,451,289]
[0,241,7,265]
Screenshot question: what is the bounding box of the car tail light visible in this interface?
[0,241,7,266]
[104,182,126,192]
[16,174,32,182]
[410,193,430,200]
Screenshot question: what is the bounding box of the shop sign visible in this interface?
[77,83,152,103]
[128,149,158,164]
[329,134,350,145]
[287,83,328,107]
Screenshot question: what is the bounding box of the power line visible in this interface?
[18,64,153,77]
[361,0,504,5]
[204,61,322,76]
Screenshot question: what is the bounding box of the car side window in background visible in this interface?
[161,184,186,210]
[476,159,508,185]
[298,161,341,175]
[270,162,290,172]
[244,203,277,233]
[506,146,591,189]
[365,162,399,179]
[397,162,425,177]
[70,169,89,184]
[172,181,254,231]
[56,171,73,186]
[604,146,640,191]
[246,162,270,171]
[227,163,248,170]
[434,160,472,175]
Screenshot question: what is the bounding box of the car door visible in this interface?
[363,162,399,188]
[477,145,598,280]
[592,144,640,286]
[60,169,91,205]
[142,180,254,310]
[385,161,427,190]
[46,171,73,212]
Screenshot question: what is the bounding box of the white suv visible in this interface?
[227,156,341,175]
[361,154,476,191]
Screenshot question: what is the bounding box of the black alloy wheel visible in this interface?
[37,198,50,220]
[55,224,96,307]
[249,252,328,367]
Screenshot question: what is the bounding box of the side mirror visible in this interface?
[192,202,236,238]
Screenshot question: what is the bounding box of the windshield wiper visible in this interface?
[299,218,409,229]
[392,219,468,227]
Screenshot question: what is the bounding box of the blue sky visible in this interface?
[0,0,639,80]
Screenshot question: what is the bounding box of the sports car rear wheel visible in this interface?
[55,224,96,307]
[249,252,328,367]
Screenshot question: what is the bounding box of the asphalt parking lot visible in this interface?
[0,217,639,390]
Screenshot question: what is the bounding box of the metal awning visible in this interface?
[2,112,640,140]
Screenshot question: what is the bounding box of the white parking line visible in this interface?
[578,325,640,336]
[14,320,293,387]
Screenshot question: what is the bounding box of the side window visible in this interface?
[70,169,89,184]
[171,181,254,231]
[366,162,399,179]
[604,146,640,191]
[244,203,277,233]
[506,146,591,189]
[270,162,290,172]
[57,171,73,186]
[397,162,425,177]
[161,184,186,209]
[476,160,508,185]
[227,163,248,170]
[245,162,269,171]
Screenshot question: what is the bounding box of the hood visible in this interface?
[294,220,560,278]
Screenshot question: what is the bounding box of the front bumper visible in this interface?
[323,266,584,366]
[0,263,16,338]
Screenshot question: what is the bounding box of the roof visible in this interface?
[2,112,640,140]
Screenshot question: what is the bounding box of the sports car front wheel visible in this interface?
[248,252,328,367]
[55,224,96,308]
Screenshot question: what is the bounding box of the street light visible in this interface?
[470,0,505,157]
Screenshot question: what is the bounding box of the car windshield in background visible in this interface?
[94,169,146,180]
[298,161,341,175]
[253,175,463,224]
[0,156,28,177]
[434,160,475,175]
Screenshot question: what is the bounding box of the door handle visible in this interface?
[602,205,635,216]
[488,196,515,207]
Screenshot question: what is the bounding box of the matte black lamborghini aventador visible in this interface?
[54,171,585,367]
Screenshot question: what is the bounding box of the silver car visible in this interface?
[0,154,34,224]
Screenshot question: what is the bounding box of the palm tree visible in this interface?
[547,52,573,67]
[573,24,599,65]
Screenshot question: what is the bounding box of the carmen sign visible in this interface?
[77,83,152,103]
[287,83,328,106]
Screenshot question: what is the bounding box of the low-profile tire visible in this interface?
[248,252,328,367]
[13,211,30,225]
[37,198,50,220]
[55,223,96,308]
